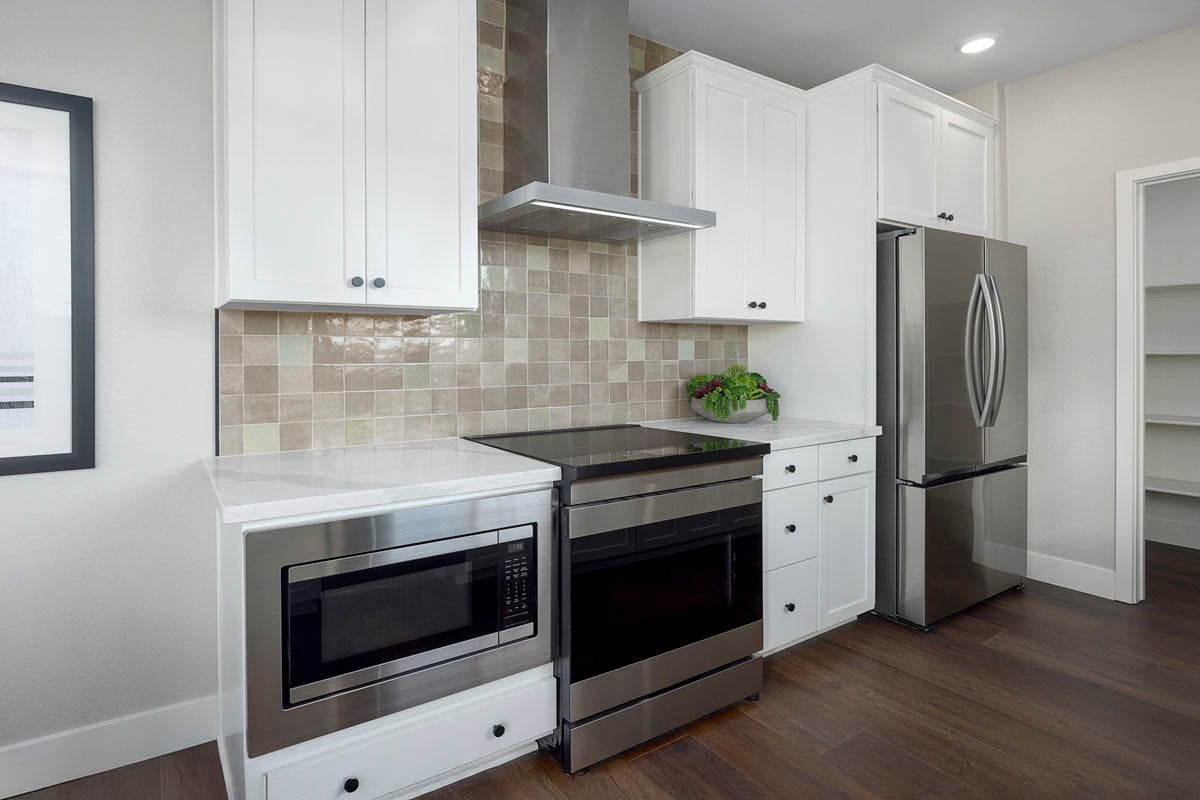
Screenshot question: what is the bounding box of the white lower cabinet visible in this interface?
[760,437,876,653]
[764,558,819,651]
[264,675,555,800]
[818,472,876,630]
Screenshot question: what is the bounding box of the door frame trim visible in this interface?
[1114,155,1200,604]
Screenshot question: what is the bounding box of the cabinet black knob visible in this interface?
[824,495,834,504]
[785,464,796,473]
[759,301,766,309]
[492,724,506,738]
[372,277,386,289]
[937,212,947,220]
[344,777,360,793]
[848,454,858,463]
[946,213,955,222]
[349,276,364,288]
[748,301,759,308]
[785,524,796,533]
[785,602,796,612]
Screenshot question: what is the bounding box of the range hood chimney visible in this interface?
[477,0,714,242]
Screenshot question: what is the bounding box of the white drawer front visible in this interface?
[763,447,818,491]
[818,438,875,481]
[763,558,819,652]
[266,676,555,800]
[763,483,819,571]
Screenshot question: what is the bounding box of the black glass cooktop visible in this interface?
[468,425,769,484]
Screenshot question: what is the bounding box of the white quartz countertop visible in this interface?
[641,416,881,450]
[204,438,561,524]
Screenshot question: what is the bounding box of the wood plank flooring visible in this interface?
[19,543,1200,799]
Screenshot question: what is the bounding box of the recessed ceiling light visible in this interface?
[958,35,997,54]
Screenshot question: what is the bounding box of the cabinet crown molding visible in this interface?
[633,50,805,100]
[806,64,998,129]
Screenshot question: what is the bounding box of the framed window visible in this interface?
[0,82,94,475]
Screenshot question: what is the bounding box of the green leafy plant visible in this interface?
[687,364,781,421]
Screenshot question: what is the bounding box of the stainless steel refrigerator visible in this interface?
[876,227,1028,629]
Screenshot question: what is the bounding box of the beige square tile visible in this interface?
[243,423,279,454]
[375,416,405,443]
[346,391,375,419]
[243,365,278,395]
[219,366,244,396]
[278,312,313,335]
[280,335,313,365]
[432,414,458,438]
[346,419,375,446]
[218,310,243,335]
[244,395,279,424]
[376,390,405,417]
[432,389,457,413]
[279,365,314,394]
[313,336,345,364]
[313,365,345,392]
[280,422,313,452]
[404,389,432,415]
[375,365,405,390]
[374,337,405,363]
[374,316,405,336]
[313,420,346,448]
[280,394,313,422]
[346,314,374,336]
[243,310,278,335]
[405,415,433,440]
[313,314,345,335]
[313,393,345,420]
[219,335,243,365]
[345,365,375,392]
[244,335,279,365]
[456,412,482,437]
[432,364,457,388]
[345,336,375,364]
[219,395,243,426]
[218,425,243,456]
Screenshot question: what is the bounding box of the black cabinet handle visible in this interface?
[946,213,955,222]
[785,603,796,612]
[748,301,759,308]
[372,277,386,288]
[759,301,767,309]
[937,212,947,220]
[344,777,360,793]
[785,524,796,533]
[848,454,858,463]
[492,724,506,738]
[824,495,834,504]
[349,276,364,287]
[785,464,796,474]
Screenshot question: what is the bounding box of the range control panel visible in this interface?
[500,526,535,630]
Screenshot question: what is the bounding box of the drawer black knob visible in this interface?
[946,213,955,222]
[824,495,834,504]
[759,301,766,309]
[848,454,858,463]
[748,301,759,308]
[785,524,796,533]
[785,602,796,612]
[492,724,506,738]
[349,276,364,287]
[785,464,796,473]
[372,277,386,288]
[344,777,360,793]
[937,212,947,220]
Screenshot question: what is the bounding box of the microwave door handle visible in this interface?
[984,274,1007,427]
[963,274,986,428]
[287,530,499,583]
[978,273,1002,428]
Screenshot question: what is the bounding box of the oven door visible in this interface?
[285,531,501,705]
[562,479,763,722]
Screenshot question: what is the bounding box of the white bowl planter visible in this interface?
[690,397,769,424]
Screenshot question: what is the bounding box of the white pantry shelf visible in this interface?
[1146,282,1200,294]
[1145,414,1200,427]
[1145,476,1200,498]
[1145,351,1200,356]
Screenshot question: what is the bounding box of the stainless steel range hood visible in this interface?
[477,0,714,242]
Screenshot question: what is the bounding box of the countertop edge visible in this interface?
[640,418,883,450]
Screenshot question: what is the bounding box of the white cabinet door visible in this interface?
[877,84,941,230]
[365,0,478,311]
[692,67,756,320]
[763,558,819,652]
[818,471,876,630]
[225,0,367,305]
[750,90,805,322]
[939,109,993,236]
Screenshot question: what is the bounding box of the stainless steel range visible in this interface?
[470,425,768,772]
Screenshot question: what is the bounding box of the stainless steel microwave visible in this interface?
[243,489,552,756]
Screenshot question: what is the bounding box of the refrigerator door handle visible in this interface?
[983,274,1008,427]
[979,274,1002,427]
[963,274,987,427]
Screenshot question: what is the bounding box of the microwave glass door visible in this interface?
[285,531,500,704]
[569,505,763,684]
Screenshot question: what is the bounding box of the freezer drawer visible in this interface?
[896,466,1026,627]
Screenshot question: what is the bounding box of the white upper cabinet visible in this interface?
[636,53,805,324]
[877,82,995,236]
[218,0,478,311]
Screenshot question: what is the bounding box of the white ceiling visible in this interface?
[629,0,1200,94]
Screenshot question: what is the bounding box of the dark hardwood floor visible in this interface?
[20,543,1200,799]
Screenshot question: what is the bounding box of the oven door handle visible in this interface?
[566,478,763,540]
[287,530,499,583]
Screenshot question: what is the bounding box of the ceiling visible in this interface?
[629,0,1200,94]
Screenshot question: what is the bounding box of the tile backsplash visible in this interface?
[215,12,747,455]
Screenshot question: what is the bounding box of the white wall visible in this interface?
[0,0,216,778]
[966,23,1200,583]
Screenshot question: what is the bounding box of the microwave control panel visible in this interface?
[499,525,535,630]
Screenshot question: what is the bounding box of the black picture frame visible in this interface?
[0,82,94,476]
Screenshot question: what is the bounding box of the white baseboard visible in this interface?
[1027,551,1116,600]
[0,695,218,798]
